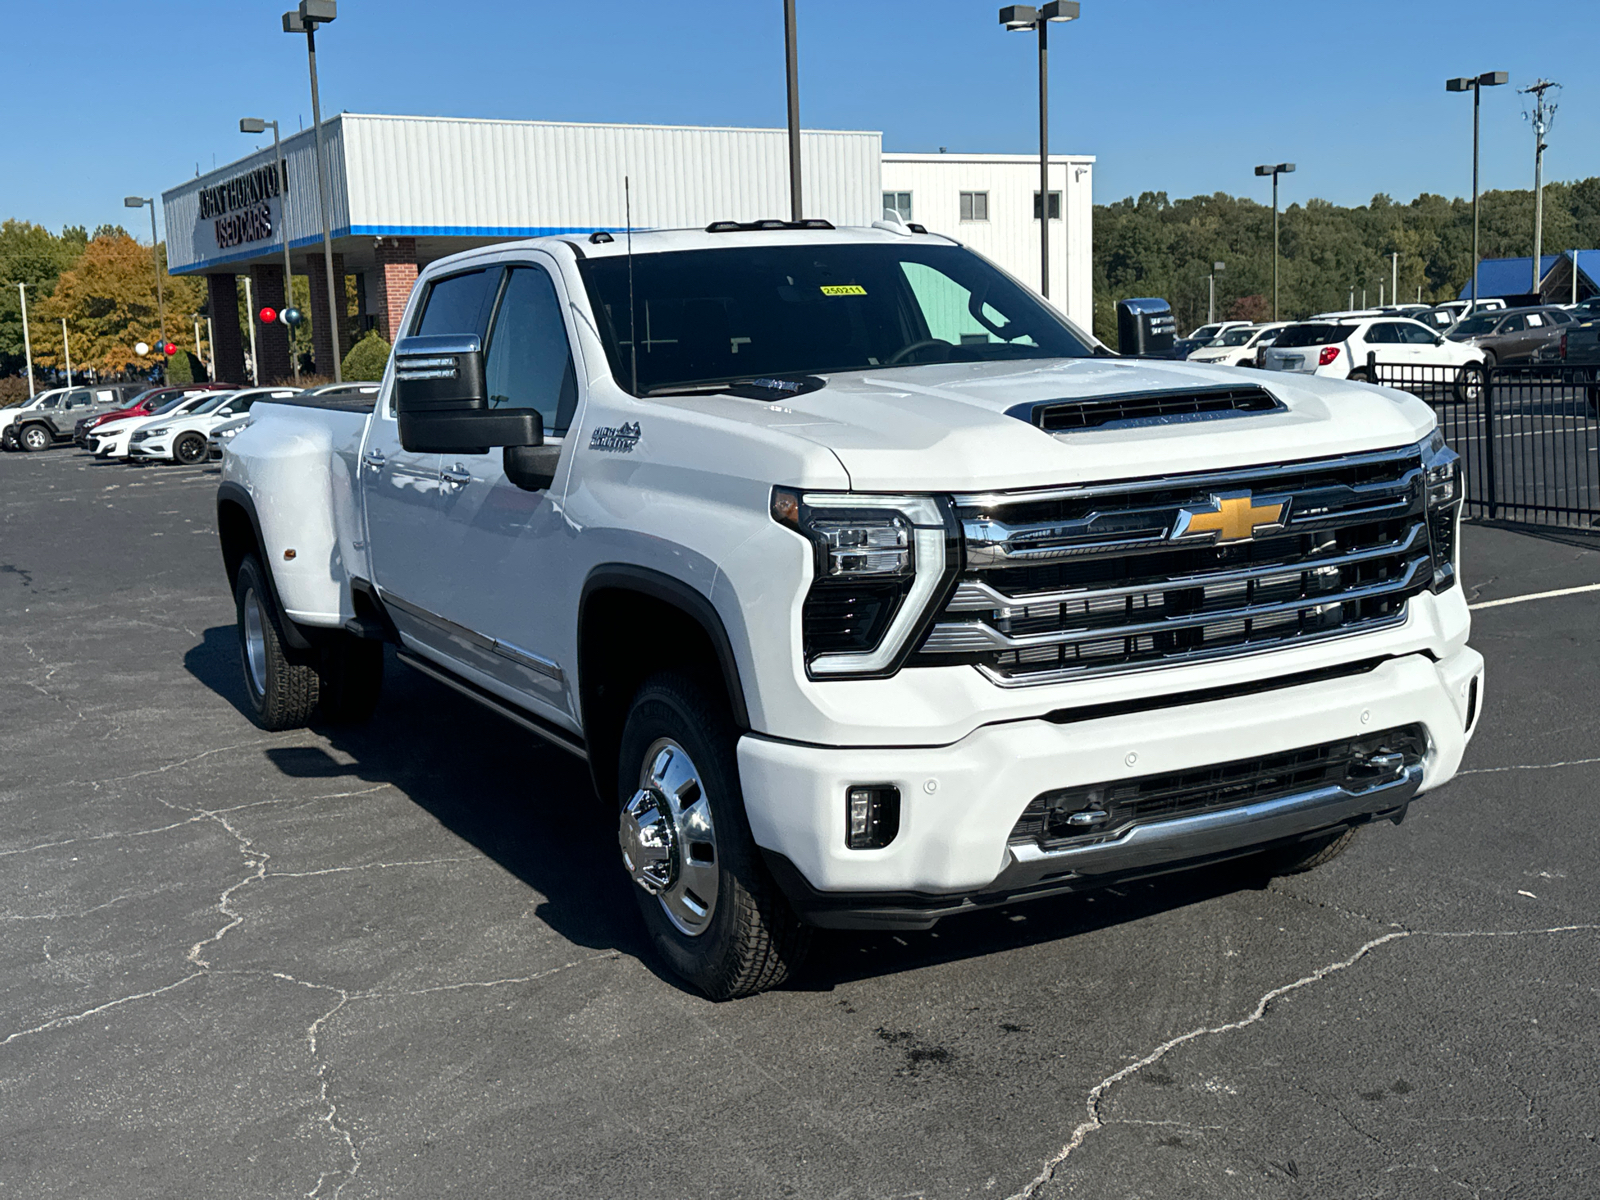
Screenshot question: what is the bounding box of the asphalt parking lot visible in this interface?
[2,447,1598,1199]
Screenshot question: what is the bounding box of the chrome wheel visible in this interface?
[242,586,269,697]
[21,425,49,452]
[619,737,719,936]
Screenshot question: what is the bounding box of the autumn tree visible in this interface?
[31,233,203,375]
[0,220,87,375]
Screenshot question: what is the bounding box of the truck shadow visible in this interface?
[185,625,1275,999]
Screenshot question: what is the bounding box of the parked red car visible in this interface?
[75,383,238,447]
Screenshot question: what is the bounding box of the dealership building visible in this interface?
[162,113,1093,382]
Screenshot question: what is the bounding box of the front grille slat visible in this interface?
[918,444,1431,685]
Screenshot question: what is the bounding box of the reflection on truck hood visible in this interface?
[699,357,1438,492]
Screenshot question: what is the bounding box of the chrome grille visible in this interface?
[914,443,1431,685]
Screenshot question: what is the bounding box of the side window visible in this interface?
[1365,323,1399,344]
[483,265,579,435]
[67,389,94,408]
[39,395,61,409]
[413,269,495,337]
[1524,313,1545,328]
[1499,315,1526,333]
[1398,324,1435,344]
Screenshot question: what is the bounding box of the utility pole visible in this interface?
[1391,252,1398,305]
[783,0,802,222]
[1208,262,1224,324]
[17,283,34,397]
[1521,79,1559,294]
[61,318,72,386]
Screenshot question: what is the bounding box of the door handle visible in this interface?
[362,449,386,470]
[441,465,473,490]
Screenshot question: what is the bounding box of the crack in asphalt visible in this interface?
[1004,923,1600,1199]
[1459,755,1600,776]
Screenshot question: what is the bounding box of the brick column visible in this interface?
[304,251,348,377]
[369,237,419,343]
[207,274,246,386]
[249,263,292,384]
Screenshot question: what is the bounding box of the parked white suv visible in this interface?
[218,223,1481,998]
[1263,316,1485,392]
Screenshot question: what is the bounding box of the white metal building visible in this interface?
[880,152,1094,329]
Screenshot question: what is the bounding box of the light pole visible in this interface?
[1000,2,1080,303]
[1447,71,1507,315]
[61,318,72,386]
[1208,261,1224,324]
[16,283,34,397]
[1520,79,1558,294]
[283,0,343,382]
[240,116,301,383]
[1253,162,1295,320]
[243,276,261,386]
[1391,251,1398,305]
[783,0,802,221]
[123,196,167,346]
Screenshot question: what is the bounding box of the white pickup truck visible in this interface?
[219,221,1482,998]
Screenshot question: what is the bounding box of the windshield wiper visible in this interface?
[642,381,740,397]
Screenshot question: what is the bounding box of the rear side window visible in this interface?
[1274,323,1356,348]
[414,269,496,338]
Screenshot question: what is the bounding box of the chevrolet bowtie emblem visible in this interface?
[1173,491,1289,543]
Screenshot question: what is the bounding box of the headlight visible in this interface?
[145,426,169,437]
[772,489,960,678]
[1423,429,1461,594]
[215,425,243,440]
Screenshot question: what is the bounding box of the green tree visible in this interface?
[341,330,390,381]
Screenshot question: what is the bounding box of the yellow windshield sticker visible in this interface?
[820,284,867,296]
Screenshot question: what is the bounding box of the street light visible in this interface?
[123,196,167,347]
[783,0,802,221]
[1253,163,1295,320]
[999,1,1080,303]
[1446,71,1507,315]
[1208,261,1224,325]
[16,284,34,397]
[240,116,301,383]
[283,0,343,382]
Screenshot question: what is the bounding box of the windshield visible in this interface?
[1216,327,1257,346]
[1274,323,1355,348]
[576,242,1097,396]
[149,396,190,415]
[1187,324,1222,341]
[1451,314,1501,337]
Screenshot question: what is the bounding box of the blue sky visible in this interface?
[7,1,1597,240]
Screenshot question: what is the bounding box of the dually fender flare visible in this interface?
[215,480,314,652]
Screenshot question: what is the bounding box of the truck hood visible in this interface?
[702,358,1437,491]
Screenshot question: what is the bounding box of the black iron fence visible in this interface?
[1365,359,1600,529]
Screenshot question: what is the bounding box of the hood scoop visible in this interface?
[1008,384,1285,434]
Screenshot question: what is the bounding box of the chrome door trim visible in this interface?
[379,590,566,685]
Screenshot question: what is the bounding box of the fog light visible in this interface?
[846,785,900,849]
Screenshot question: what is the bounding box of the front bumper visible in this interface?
[128,439,171,460]
[739,646,1483,929]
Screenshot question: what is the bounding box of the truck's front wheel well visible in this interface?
[578,579,749,804]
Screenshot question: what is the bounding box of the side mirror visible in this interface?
[393,335,542,454]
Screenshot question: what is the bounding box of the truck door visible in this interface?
[360,266,499,653]
[426,257,583,723]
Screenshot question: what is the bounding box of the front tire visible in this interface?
[20,424,52,452]
[617,671,810,999]
[234,554,320,731]
[173,432,207,465]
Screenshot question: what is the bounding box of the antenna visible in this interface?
[1519,79,1561,293]
[625,175,638,395]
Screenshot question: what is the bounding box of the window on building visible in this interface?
[484,265,579,435]
[1032,191,1063,221]
[882,191,913,222]
[959,191,989,222]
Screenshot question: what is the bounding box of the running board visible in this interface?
[397,650,588,761]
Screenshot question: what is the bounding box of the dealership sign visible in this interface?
[199,163,284,249]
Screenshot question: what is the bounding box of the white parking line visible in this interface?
[1470,583,1600,610]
